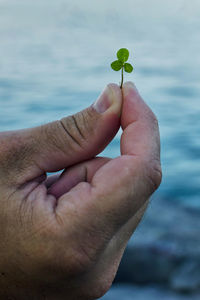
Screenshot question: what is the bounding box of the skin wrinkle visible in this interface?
[39,121,75,163]
[17,181,46,231]
[16,186,37,239]
[72,114,85,140]
[80,108,95,135]
[42,121,76,159]
[60,119,82,149]
[84,164,88,183]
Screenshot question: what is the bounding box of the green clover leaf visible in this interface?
[111,60,123,71]
[117,48,129,63]
[111,48,134,88]
[124,63,133,73]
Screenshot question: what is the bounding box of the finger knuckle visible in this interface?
[81,279,113,299]
[59,115,84,149]
[148,110,159,128]
[74,109,96,140]
[145,159,162,192]
[68,229,106,275]
[46,244,95,278]
[70,244,97,274]
[59,109,95,150]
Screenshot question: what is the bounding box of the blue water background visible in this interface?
[0,0,200,205]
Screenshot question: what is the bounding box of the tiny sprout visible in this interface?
[111,48,133,89]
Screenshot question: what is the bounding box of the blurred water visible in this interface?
[0,0,200,207]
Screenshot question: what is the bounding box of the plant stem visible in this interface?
[120,66,124,89]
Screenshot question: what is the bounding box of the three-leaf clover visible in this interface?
[111,48,133,88]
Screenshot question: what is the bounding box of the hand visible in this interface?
[0,82,162,300]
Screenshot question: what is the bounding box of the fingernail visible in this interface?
[93,85,113,113]
[93,84,122,116]
[123,81,138,91]
[122,81,139,98]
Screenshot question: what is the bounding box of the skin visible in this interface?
[0,82,162,300]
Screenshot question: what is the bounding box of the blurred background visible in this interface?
[0,0,200,299]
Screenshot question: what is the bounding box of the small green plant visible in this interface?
[111,48,133,89]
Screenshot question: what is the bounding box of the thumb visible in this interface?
[0,84,122,184]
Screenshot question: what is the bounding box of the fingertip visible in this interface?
[107,83,122,104]
[105,83,123,117]
[122,81,139,98]
[93,83,122,115]
[107,82,122,90]
[123,81,137,89]
[121,81,152,130]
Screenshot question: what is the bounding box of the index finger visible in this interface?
[121,81,161,161]
[90,82,162,228]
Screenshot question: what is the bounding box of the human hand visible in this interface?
[0,82,161,300]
